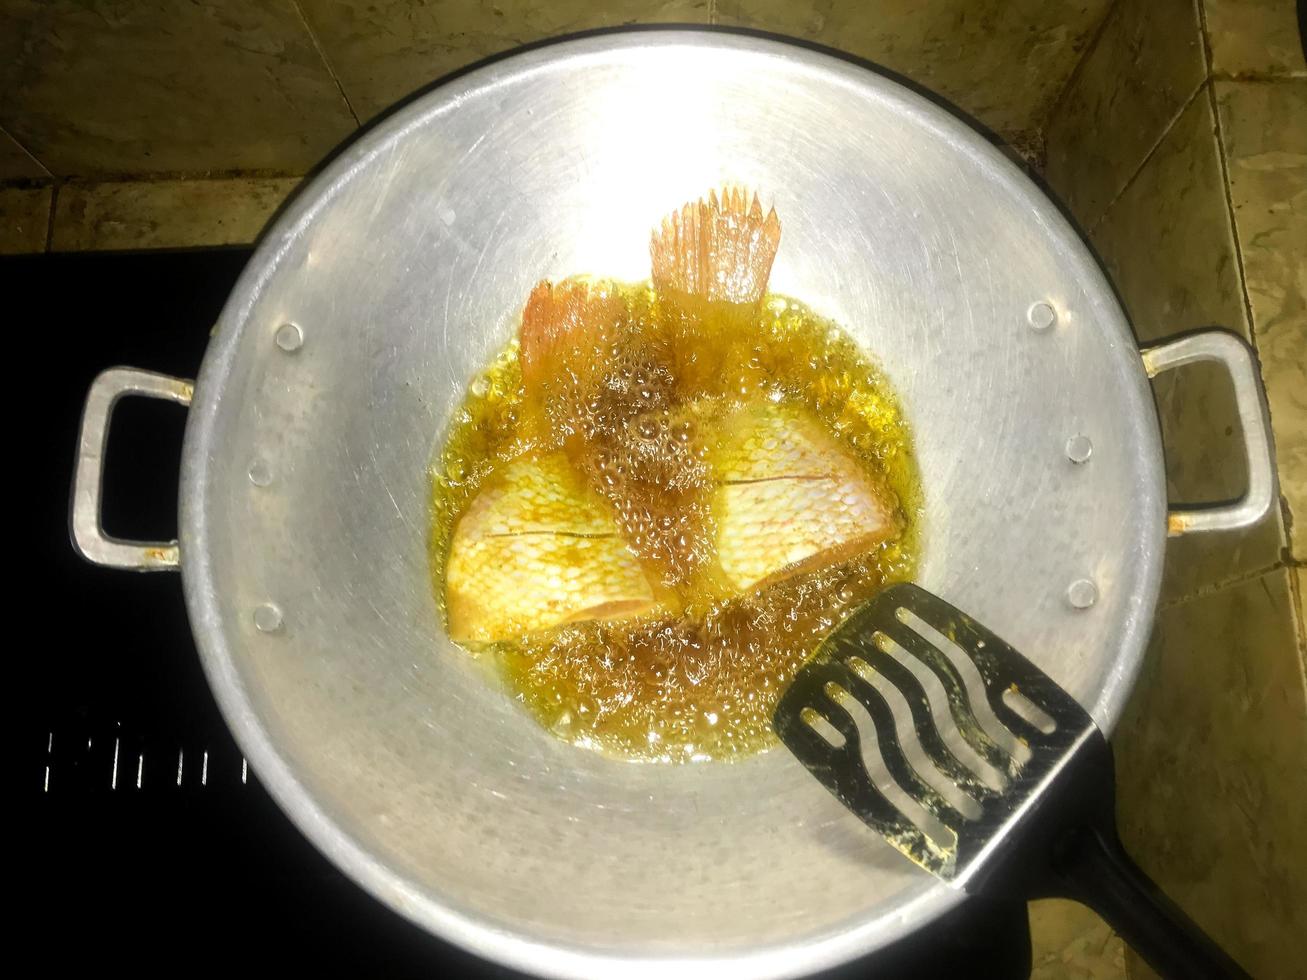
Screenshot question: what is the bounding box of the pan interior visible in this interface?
[182,33,1164,979]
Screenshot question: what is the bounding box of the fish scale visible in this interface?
[445,453,655,643]
[712,403,899,592]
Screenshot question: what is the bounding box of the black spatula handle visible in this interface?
[1055,823,1251,980]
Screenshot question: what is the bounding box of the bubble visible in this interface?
[432,281,919,762]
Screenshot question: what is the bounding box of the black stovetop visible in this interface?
[17,248,1031,978]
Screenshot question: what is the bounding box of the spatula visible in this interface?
[773,582,1249,980]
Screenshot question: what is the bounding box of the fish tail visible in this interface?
[650,187,782,306]
[519,278,625,394]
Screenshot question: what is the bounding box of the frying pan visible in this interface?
[69,32,1275,980]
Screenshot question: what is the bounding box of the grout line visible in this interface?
[1291,566,1307,648]
[1202,76,1265,344]
[1041,0,1126,136]
[1196,0,1297,575]
[1283,564,1307,707]
[1281,502,1300,565]
[289,0,362,128]
[1196,0,1290,544]
[43,182,58,252]
[1082,0,1210,232]
[707,0,717,25]
[2,168,304,188]
[1156,559,1287,612]
[1194,0,1215,69]
[1199,0,1307,83]
[1201,39,1260,348]
[1086,78,1209,235]
[1211,71,1307,82]
[0,121,54,179]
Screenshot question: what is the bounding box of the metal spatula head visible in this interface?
[773,582,1094,884]
[774,582,1252,978]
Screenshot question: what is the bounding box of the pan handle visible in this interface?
[1140,331,1276,537]
[70,367,193,571]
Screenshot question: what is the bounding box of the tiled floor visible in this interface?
[1215,78,1307,559]
[1042,3,1307,977]
[1028,900,1126,979]
[0,126,48,179]
[1087,88,1285,603]
[49,177,304,252]
[0,183,50,254]
[1115,568,1307,979]
[1,0,1112,183]
[1043,0,1207,230]
[1202,0,1307,77]
[1,0,356,175]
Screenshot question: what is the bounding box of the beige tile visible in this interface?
[0,126,48,179]
[1093,91,1285,599]
[300,0,711,122]
[51,178,302,252]
[1029,899,1127,979]
[1216,79,1307,559]
[0,1,355,176]
[1092,93,1246,341]
[1120,955,1145,978]
[1123,951,1161,980]
[0,184,51,253]
[1294,566,1307,654]
[1258,329,1307,558]
[1203,0,1307,77]
[713,0,1113,145]
[1113,568,1307,979]
[1044,0,1206,231]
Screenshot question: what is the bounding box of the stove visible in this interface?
[16,247,1032,978]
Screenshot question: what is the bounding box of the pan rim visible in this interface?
[179,28,1165,980]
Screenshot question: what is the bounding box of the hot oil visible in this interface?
[429,283,921,762]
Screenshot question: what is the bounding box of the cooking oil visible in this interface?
[429,283,920,762]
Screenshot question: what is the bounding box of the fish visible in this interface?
[574,402,718,590]
[445,452,656,643]
[518,277,707,587]
[710,402,900,593]
[445,187,898,642]
[649,190,896,594]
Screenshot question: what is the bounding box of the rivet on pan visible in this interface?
[1027,302,1057,331]
[1066,579,1098,610]
[1065,434,1093,464]
[253,603,284,633]
[274,322,304,352]
[248,459,273,487]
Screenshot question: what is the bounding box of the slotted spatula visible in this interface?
[774,582,1249,980]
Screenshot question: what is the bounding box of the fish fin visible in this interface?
[649,187,781,305]
[519,278,625,395]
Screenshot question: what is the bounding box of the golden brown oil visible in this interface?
[428,283,920,762]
